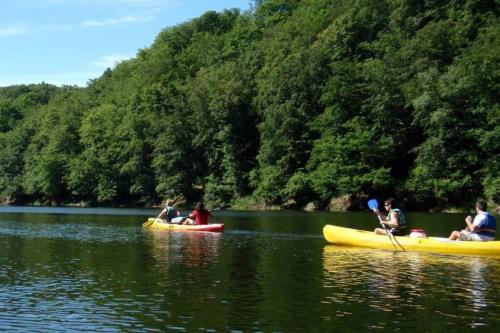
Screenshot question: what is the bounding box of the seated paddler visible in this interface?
[373,197,407,236]
[157,199,180,223]
[449,199,496,241]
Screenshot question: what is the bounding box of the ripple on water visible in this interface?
[322,246,500,330]
[0,219,142,243]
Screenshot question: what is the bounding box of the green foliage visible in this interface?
[0,98,22,132]
[0,127,30,199]
[0,1,498,209]
[22,94,84,200]
[406,22,500,205]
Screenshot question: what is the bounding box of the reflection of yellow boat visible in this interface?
[143,218,224,232]
[323,225,500,256]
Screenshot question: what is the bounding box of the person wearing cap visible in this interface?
[449,199,496,241]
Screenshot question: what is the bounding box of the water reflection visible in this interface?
[145,230,222,268]
[469,257,488,312]
[0,208,498,332]
[322,246,500,330]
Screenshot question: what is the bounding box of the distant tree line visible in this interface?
[0,0,498,210]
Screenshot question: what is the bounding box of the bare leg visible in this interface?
[374,228,388,235]
[449,230,461,240]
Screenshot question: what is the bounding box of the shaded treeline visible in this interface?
[0,0,498,210]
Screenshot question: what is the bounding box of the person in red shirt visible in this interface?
[183,201,213,225]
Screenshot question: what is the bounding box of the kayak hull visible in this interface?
[143,218,224,232]
[323,225,500,256]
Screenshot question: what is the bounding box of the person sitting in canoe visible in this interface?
[183,201,213,225]
[449,199,497,241]
[157,199,180,223]
[373,197,407,236]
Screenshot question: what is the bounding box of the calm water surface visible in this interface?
[0,207,498,332]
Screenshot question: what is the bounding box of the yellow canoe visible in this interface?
[323,225,500,256]
[143,218,224,232]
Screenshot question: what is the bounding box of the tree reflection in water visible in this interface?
[322,246,500,331]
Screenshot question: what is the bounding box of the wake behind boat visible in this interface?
[143,218,224,232]
[323,225,500,256]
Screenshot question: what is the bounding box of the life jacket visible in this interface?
[475,213,496,238]
[388,208,406,230]
[165,206,177,222]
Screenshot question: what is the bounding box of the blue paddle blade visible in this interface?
[367,199,379,210]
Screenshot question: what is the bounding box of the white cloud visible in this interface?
[82,15,153,27]
[0,25,29,38]
[90,54,134,68]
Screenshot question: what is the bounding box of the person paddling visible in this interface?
[372,197,407,236]
[157,199,180,223]
[183,201,213,225]
[449,199,496,241]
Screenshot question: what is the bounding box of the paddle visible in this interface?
[368,199,405,251]
[213,204,231,211]
[209,204,231,224]
[367,199,379,211]
[172,194,186,206]
[143,217,162,228]
[172,204,231,224]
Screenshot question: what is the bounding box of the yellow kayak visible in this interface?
[143,218,224,232]
[323,225,500,256]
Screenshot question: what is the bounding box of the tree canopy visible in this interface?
[0,0,498,210]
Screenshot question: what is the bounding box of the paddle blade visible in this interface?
[367,199,379,210]
[214,204,231,211]
[142,218,156,228]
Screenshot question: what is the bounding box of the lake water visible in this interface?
[0,207,498,332]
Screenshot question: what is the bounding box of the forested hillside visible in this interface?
[0,0,498,210]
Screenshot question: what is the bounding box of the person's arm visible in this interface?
[157,208,166,219]
[465,215,478,232]
[387,211,399,228]
[373,209,388,222]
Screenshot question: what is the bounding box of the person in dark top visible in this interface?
[373,197,407,236]
[157,199,179,222]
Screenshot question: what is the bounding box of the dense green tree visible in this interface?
[0,98,22,132]
[187,62,258,206]
[0,126,31,200]
[251,0,336,203]
[22,92,86,202]
[0,0,498,210]
[406,23,500,205]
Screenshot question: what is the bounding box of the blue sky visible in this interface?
[0,0,252,87]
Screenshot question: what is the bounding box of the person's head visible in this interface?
[165,199,173,207]
[384,197,396,211]
[195,201,206,212]
[476,199,487,212]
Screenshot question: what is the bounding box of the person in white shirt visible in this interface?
[449,199,497,241]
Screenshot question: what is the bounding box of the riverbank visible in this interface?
[2,196,499,215]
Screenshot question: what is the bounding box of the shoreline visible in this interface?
[2,201,498,215]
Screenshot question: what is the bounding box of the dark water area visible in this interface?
[0,207,498,332]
